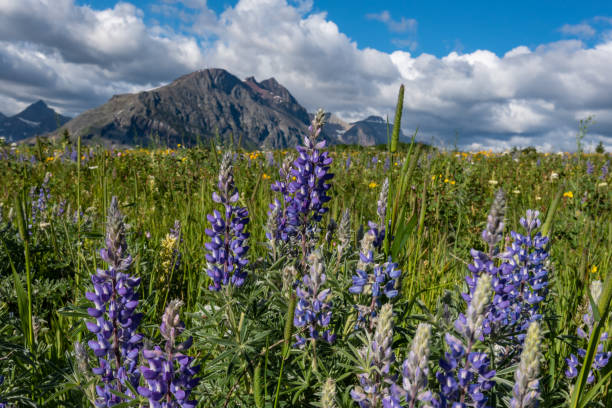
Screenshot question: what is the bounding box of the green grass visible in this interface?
[0,138,610,407]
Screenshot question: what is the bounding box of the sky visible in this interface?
[1,0,612,151]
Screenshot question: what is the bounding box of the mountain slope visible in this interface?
[0,100,71,141]
[340,115,406,146]
[47,69,322,149]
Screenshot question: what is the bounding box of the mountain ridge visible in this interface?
[0,100,71,141]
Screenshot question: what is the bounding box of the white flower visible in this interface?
[535,196,542,201]
[88,166,99,170]
[550,172,559,180]
[598,182,608,188]
[513,189,521,194]
[488,179,498,185]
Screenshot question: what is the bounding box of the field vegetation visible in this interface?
[0,111,610,407]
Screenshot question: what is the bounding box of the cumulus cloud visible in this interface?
[0,0,207,115]
[0,0,611,151]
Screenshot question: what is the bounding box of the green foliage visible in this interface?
[0,141,610,406]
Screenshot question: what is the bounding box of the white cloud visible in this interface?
[559,23,596,38]
[365,10,417,33]
[0,0,611,151]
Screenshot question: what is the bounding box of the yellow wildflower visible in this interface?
[159,234,179,282]
[46,156,54,162]
[368,182,378,188]
[450,180,455,185]
[563,191,573,198]
[590,265,598,274]
[262,173,270,180]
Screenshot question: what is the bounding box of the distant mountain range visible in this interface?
[315,113,407,146]
[0,100,71,141]
[8,68,406,148]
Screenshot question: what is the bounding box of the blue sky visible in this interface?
[2,0,612,151]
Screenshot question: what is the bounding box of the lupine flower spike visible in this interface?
[321,378,338,408]
[398,323,433,407]
[336,208,352,260]
[205,152,250,291]
[436,274,496,408]
[565,280,611,384]
[351,303,396,407]
[511,322,541,408]
[350,231,402,329]
[293,250,335,347]
[273,109,333,262]
[86,196,143,406]
[138,299,200,407]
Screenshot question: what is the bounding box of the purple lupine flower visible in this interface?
[351,303,397,407]
[384,156,391,171]
[367,178,389,249]
[138,300,200,407]
[349,230,401,330]
[565,280,611,384]
[434,274,496,408]
[86,196,143,406]
[600,160,609,180]
[498,210,549,339]
[205,152,250,291]
[286,109,333,234]
[346,155,352,170]
[465,203,549,348]
[372,155,378,166]
[293,250,335,347]
[268,156,295,244]
[586,160,594,175]
[265,151,274,167]
[30,172,51,228]
[55,199,67,218]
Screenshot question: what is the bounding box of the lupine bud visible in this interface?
[482,188,506,256]
[511,322,541,408]
[336,208,352,259]
[159,220,181,279]
[401,323,432,406]
[321,378,337,408]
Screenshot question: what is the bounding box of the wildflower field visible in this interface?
[0,113,610,407]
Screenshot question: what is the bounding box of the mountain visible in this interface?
[46,69,330,149]
[309,114,407,146]
[340,115,406,146]
[0,100,71,141]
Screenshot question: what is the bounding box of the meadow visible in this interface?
[0,117,610,407]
